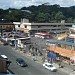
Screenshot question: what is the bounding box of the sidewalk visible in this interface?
[12,48,75,75]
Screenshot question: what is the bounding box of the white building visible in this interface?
[69,24,75,38]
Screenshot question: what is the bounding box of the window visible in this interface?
[25,25,27,28]
[48,65,53,67]
[38,26,41,28]
[45,64,48,66]
[18,25,20,27]
[52,25,57,27]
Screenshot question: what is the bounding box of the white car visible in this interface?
[43,62,57,72]
[1,55,8,60]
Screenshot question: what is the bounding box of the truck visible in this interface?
[0,55,11,73]
[0,56,7,73]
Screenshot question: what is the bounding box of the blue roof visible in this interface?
[49,31,65,34]
[46,38,75,46]
[61,37,74,43]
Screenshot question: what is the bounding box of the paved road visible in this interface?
[31,37,48,56]
[31,37,47,49]
[0,45,67,75]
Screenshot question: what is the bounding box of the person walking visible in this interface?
[59,62,61,68]
[42,56,45,63]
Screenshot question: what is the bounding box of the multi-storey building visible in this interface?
[13,20,73,35]
[47,25,75,64]
[0,23,14,32]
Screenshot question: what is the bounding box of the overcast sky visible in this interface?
[0,0,75,9]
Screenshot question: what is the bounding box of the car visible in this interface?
[9,42,15,46]
[16,58,27,67]
[1,55,8,60]
[43,62,57,72]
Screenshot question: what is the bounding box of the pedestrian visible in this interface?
[42,57,45,63]
[59,62,61,68]
[69,61,70,65]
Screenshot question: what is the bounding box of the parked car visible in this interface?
[17,44,24,48]
[43,62,57,72]
[16,58,27,67]
[9,42,15,46]
[1,55,8,60]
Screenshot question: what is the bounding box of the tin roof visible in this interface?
[46,38,75,46]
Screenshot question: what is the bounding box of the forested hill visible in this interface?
[0,4,75,23]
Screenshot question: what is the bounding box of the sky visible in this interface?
[0,0,75,9]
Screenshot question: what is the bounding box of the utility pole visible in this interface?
[14,37,17,50]
[0,26,3,37]
[14,29,17,50]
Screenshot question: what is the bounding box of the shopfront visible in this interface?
[46,40,75,64]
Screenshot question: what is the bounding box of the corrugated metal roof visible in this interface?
[46,39,75,46]
[0,23,14,25]
[31,23,73,25]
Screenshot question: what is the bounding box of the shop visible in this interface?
[46,39,75,64]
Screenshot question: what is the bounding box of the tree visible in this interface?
[67,17,73,23]
[36,12,50,22]
[36,12,45,22]
[1,4,75,23]
[55,11,65,22]
[73,18,75,23]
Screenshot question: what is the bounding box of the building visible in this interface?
[46,38,75,64]
[13,20,73,35]
[34,32,50,39]
[69,24,75,38]
[3,36,31,48]
[0,23,14,32]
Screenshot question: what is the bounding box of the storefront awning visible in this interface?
[16,28,29,32]
[47,46,75,58]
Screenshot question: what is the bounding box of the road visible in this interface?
[0,44,67,75]
[31,37,48,56]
